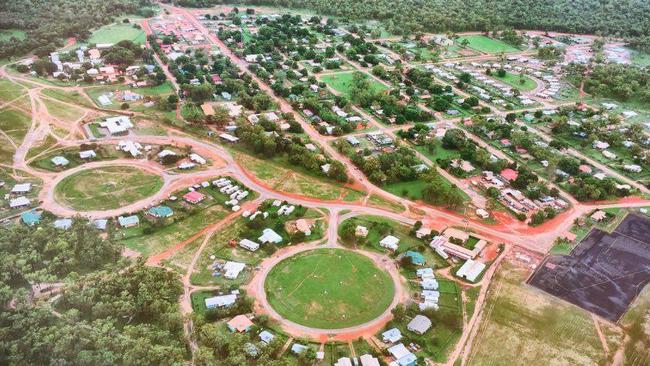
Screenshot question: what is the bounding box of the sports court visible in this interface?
[528,214,650,321]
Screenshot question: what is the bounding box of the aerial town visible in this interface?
[1,0,649,365]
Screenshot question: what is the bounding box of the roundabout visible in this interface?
[265,248,395,329]
[53,165,164,211]
[249,244,407,340]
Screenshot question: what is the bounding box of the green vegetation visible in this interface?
[0,29,26,41]
[494,71,537,91]
[29,144,120,172]
[456,35,520,53]
[265,248,395,329]
[320,71,388,98]
[0,107,31,144]
[0,79,25,102]
[86,23,146,45]
[621,285,650,365]
[466,262,621,365]
[42,97,85,122]
[54,166,163,211]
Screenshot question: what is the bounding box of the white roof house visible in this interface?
[118,215,139,228]
[456,259,486,282]
[51,156,69,167]
[189,153,207,165]
[380,235,400,251]
[205,294,237,309]
[334,358,353,366]
[359,354,380,366]
[259,330,275,344]
[382,328,402,343]
[223,261,246,279]
[258,228,283,244]
[53,218,73,230]
[79,150,97,159]
[9,196,30,208]
[11,183,31,194]
[387,343,417,366]
[219,133,239,143]
[355,225,369,237]
[100,116,134,135]
[407,315,432,334]
[157,149,176,159]
[291,343,308,354]
[239,239,260,251]
[421,278,439,290]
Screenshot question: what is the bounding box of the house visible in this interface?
[219,133,239,143]
[227,315,254,333]
[93,219,108,231]
[117,140,142,157]
[21,210,41,226]
[334,358,353,366]
[100,116,134,135]
[476,209,489,219]
[404,251,425,266]
[258,228,283,244]
[591,210,607,222]
[592,140,610,150]
[355,225,369,238]
[223,261,246,279]
[500,168,518,182]
[148,205,173,218]
[415,227,431,239]
[387,343,417,366]
[11,183,31,194]
[359,354,380,366]
[456,259,486,282]
[381,328,402,343]
[259,330,275,344]
[9,196,30,208]
[602,150,617,159]
[118,215,139,228]
[380,235,400,251]
[183,191,205,204]
[346,136,360,146]
[157,149,176,159]
[291,344,308,355]
[190,153,207,165]
[79,150,96,159]
[407,314,432,334]
[53,218,73,230]
[624,164,642,173]
[205,294,237,309]
[51,156,70,167]
[239,239,260,251]
[295,219,312,235]
[416,267,435,279]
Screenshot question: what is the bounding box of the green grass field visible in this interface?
[456,35,520,54]
[0,29,26,42]
[494,72,537,91]
[265,248,395,329]
[0,79,26,102]
[42,97,85,122]
[87,23,146,45]
[320,72,388,98]
[54,166,163,211]
[0,107,31,145]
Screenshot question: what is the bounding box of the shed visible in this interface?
[407,314,432,334]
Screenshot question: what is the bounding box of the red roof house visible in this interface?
[211,74,222,84]
[500,168,519,182]
[183,191,205,204]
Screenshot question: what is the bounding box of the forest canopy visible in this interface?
[173,0,650,47]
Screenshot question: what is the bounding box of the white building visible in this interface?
[258,228,283,244]
[100,116,134,135]
[380,235,400,251]
[223,261,246,279]
[239,239,260,251]
[205,294,237,309]
[456,259,486,282]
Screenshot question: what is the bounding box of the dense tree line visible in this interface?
[0,0,155,58]
[173,0,650,47]
[566,63,650,103]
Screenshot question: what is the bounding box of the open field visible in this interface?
[494,71,537,91]
[119,204,228,257]
[0,29,26,42]
[232,150,364,201]
[456,35,520,53]
[0,107,31,145]
[621,285,650,365]
[86,23,146,45]
[265,248,395,329]
[29,145,121,172]
[0,79,25,102]
[42,97,85,122]
[54,166,163,211]
[467,261,622,366]
[41,88,95,108]
[320,71,388,98]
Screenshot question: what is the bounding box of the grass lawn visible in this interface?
[0,78,25,102]
[494,72,537,91]
[628,47,650,67]
[0,107,31,145]
[42,97,85,122]
[466,261,622,366]
[0,29,26,42]
[41,88,94,108]
[320,71,388,98]
[29,145,121,172]
[54,166,163,211]
[414,144,459,163]
[265,248,395,329]
[119,204,228,257]
[87,23,146,45]
[456,35,520,54]
[232,150,362,202]
[620,285,650,364]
